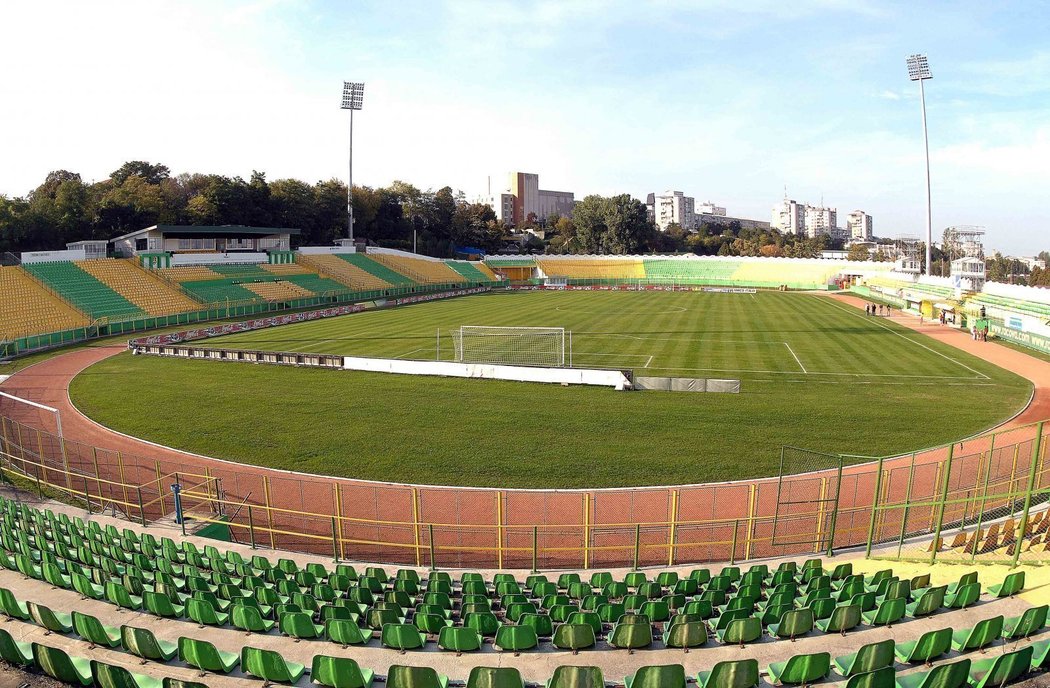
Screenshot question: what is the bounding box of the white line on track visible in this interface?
[784,342,808,374]
[820,299,991,380]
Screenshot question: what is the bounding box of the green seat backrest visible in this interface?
[839,639,895,676]
[495,624,537,651]
[548,666,604,688]
[773,608,813,637]
[774,652,830,685]
[33,643,91,685]
[909,659,971,688]
[326,618,368,645]
[872,597,905,624]
[241,646,304,683]
[381,623,425,650]
[552,623,596,651]
[903,627,952,663]
[698,659,759,688]
[958,615,1003,651]
[91,660,160,688]
[970,646,1033,688]
[311,655,372,688]
[722,617,761,644]
[842,666,895,688]
[665,621,708,648]
[629,664,686,688]
[386,665,447,688]
[1006,604,1047,638]
[467,666,524,688]
[437,626,482,652]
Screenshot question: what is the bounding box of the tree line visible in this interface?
[0,161,503,257]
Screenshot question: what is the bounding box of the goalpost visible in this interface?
[450,326,569,367]
[0,391,71,490]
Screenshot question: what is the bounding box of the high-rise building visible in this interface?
[650,191,696,231]
[696,201,726,216]
[847,210,873,241]
[505,172,574,225]
[771,195,806,235]
[804,205,837,239]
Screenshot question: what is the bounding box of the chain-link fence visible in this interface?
[0,399,1045,570]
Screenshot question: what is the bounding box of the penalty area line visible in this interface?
[784,342,807,374]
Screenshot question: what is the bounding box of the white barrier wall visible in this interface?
[21,249,87,263]
[170,252,268,266]
[342,357,631,390]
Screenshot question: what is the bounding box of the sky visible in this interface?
[2,0,1048,254]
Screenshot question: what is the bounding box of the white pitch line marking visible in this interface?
[645,355,654,368]
[784,342,807,374]
[392,348,426,360]
[821,299,991,380]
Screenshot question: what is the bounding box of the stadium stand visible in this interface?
[21,261,145,320]
[76,259,200,315]
[260,262,312,276]
[297,253,395,291]
[0,266,90,339]
[730,260,844,289]
[369,252,467,284]
[242,280,314,301]
[156,266,222,282]
[537,257,646,280]
[337,253,417,286]
[178,278,266,304]
[205,263,275,280]
[447,260,500,283]
[642,258,742,285]
[283,273,354,294]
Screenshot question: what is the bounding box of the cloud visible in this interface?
[879,90,902,100]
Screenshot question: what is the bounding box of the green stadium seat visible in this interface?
[187,598,228,627]
[696,659,760,688]
[898,659,970,688]
[944,571,978,595]
[437,626,482,653]
[386,665,449,688]
[494,624,538,653]
[91,660,163,688]
[944,582,980,609]
[1004,604,1047,639]
[72,572,105,600]
[987,571,1025,597]
[716,617,762,646]
[552,622,596,652]
[842,667,896,688]
[833,639,895,677]
[906,585,946,618]
[232,604,276,633]
[72,611,121,648]
[1032,639,1050,670]
[144,590,185,618]
[609,615,653,650]
[625,664,687,688]
[163,678,210,688]
[311,655,375,688]
[767,608,813,640]
[241,646,306,684]
[0,627,33,666]
[519,612,553,637]
[814,603,861,634]
[893,627,952,664]
[33,643,93,686]
[466,667,525,688]
[950,614,1002,652]
[546,666,605,688]
[280,611,325,640]
[862,597,906,626]
[326,618,369,646]
[663,620,709,648]
[381,623,425,651]
[178,637,238,674]
[967,645,1032,688]
[415,612,452,634]
[106,580,143,610]
[28,601,73,634]
[465,611,502,637]
[121,625,178,662]
[767,652,831,686]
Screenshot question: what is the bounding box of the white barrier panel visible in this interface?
[298,245,357,255]
[170,252,268,266]
[21,249,87,263]
[342,357,630,390]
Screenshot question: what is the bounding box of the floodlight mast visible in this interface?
[906,54,933,275]
[341,81,365,242]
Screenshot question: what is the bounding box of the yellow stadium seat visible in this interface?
[0,266,90,339]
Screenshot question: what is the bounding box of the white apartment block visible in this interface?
[651,190,696,231]
[804,205,837,238]
[771,197,806,235]
[847,210,873,241]
[696,201,726,216]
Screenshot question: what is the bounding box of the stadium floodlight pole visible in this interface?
[906,54,933,274]
[341,81,365,242]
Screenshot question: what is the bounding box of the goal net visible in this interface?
[452,326,566,367]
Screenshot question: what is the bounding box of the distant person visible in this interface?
[983,325,989,341]
[865,304,870,315]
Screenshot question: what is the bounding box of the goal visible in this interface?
[451,326,567,367]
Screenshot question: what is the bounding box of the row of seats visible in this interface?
[0,266,89,339]
[21,261,145,320]
[537,258,646,280]
[179,278,266,305]
[4,595,1049,687]
[243,280,315,301]
[76,259,200,315]
[447,260,501,283]
[932,509,1049,557]
[262,262,313,276]
[156,266,222,282]
[297,254,396,291]
[369,253,467,284]
[641,258,743,284]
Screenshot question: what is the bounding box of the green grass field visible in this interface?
[69,290,1032,487]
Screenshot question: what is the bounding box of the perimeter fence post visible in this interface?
[971,439,996,563]
[137,487,146,527]
[632,524,640,571]
[731,520,739,565]
[825,458,844,558]
[331,516,339,563]
[248,506,256,550]
[531,526,538,573]
[929,443,956,565]
[84,476,91,514]
[428,524,437,571]
[865,456,886,558]
[896,453,917,559]
[1012,422,1044,569]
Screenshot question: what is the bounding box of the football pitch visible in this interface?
[70,290,1032,487]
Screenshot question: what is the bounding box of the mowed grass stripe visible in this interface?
[67,290,1032,488]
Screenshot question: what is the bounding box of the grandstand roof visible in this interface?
[111,224,302,241]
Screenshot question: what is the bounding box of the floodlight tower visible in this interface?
[341,81,365,242]
[906,54,933,275]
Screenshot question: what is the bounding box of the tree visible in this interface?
[846,244,870,261]
[110,161,170,186]
[572,194,652,255]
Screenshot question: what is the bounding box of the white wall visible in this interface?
[342,356,631,390]
[298,246,357,255]
[21,249,86,263]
